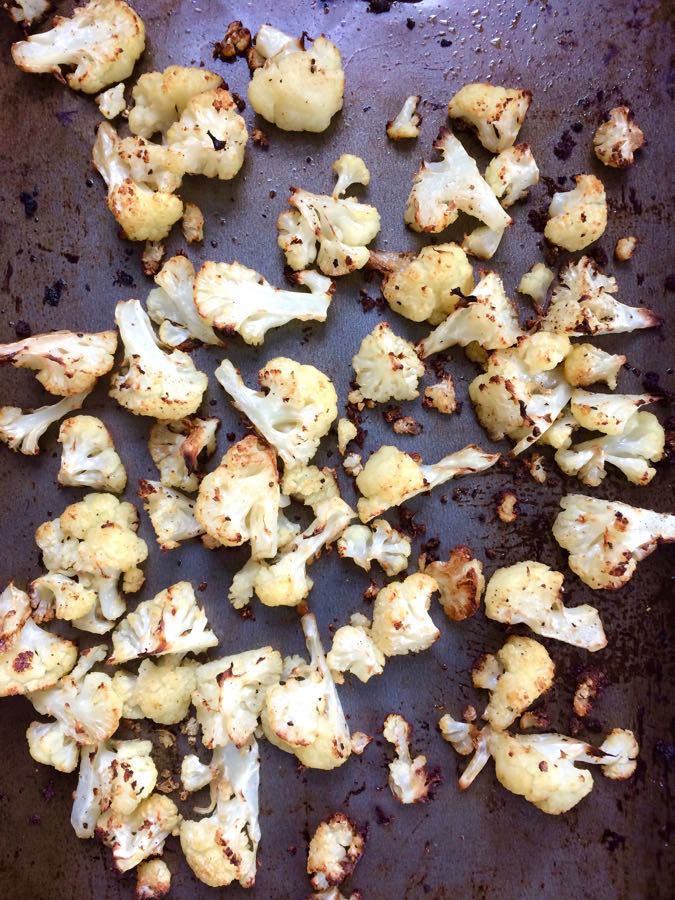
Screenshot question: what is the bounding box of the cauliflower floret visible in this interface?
[438,713,484,758]
[349,322,424,404]
[326,613,386,684]
[423,375,457,415]
[71,739,158,838]
[135,859,171,899]
[138,480,205,550]
[180,740,260,887]
[278,187,380,276]
[541,256,661,336]
[383,714,436,804]
[419,545,484,621]
[537,409,578,450]
[337,418,357,455]
[165,88,248,180]
[417,271,522,358]
[563,343,625,389]
[386,95,421,140]
[593,106,645,168]
[517,263,554,312]
[448,83,531,152]
[570,389,657,435]
[356,444,499,521]
[29,573,97,622]
[552,494,675,590]
[128,64,222,138]
[262,613,351,770]
[97,794,180,873]
[473,636,554,730]
[332,154,370,198]
[4,0,51,27]
[544,174,607,252]
[252,497,355,607]
[148,415,218,492]
[555,411,665,487]
[0,391,89,455]
[109,299,208,419]
[368,243,474,325]
[194,262,334,346]
[11,0,145,93]
[215,357,337,466]
[109,581,218,664]
[599,729,639,780]
[485,143,539,207]
[405,129,512,234]
[26,720,80,772]
[0,584,77,696]
[195,436,279,558]
[147,255,222,348]
[248,26,344,132]
[461,224,505,261]
[371,573,439,657]
[0,329,116,396]
[307,813,365,890]
[57,415,126,492]
[338,519,411,577]
[615,235,638,262]
[112,656,197,725]
[96,82,126,119]
[281,464,339,514]
[484,560,606,651]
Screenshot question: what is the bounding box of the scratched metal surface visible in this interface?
[0,0,673,897]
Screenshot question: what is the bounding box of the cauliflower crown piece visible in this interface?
[307,813,365,890]
[476,636,555,730]
[96,82,126,119]
[113,656,197,725]
[29,572,97,622]
[148,415,218,492]
[386,95,421,140]
[138,480,204,550]
[326,614,386,684]
[147,255,223,348]
[371,573,440,657]
[58,415,126,493]
[420,545,484,621]
[593,106,645,168]
[544,175,607,252]
[135,859,171,899]
[563,343,625,390]
[448,83,532,152]
[517,262,554,311]
[484,143,539,208]
[0,391,90,455]
[383,713,436,804]
[338,519,411,577]
[128,65,223,138]
[97,793,180,873]
[350,321,424,403]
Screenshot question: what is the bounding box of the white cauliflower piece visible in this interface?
[371,573,439,657]
[4,0,51,27]
[563,343,625,389]
[386,95,421,140]
[326,613,385,684]
[248,26,344,132]
[11,0,145,93]
[57,415,126,492]
[405,129,512,233]
[544,174,607,251]
[147,255,222,348]
[148,415,218,492]
[537,409,578,450]
[29,573,97,622]
[215,357,337,466]
[599,729,639,780]
[182,201,205,244]
[138,480,205,550]
[128,64,222,138]
[337,519,411,577]
[418,271,522,357]
[356,444,499,522]
[552,494,675,590]
[461,224,505,261]
[343,452,363,477]
[448,83,531,152]
[593,106,645,168]
[485,561,606,651]
[109,298,208,419]
[517,263,554,311]
[368,243,474,324]
[485,143,539,207]
[96,82,126,119]
[423,375,458,415]
[383,714,436,804]
[332,154,370,198]
[615,235,638,261]
[307,813,365,890]
[261,613,351,770]
[135,859,171,899]
[112,656,197,725]
[438,713,484,758]
[281,464,339,514]
[97,794,180,873]
[194,262,333,346]
[0,391,89,455]
[277,188,380,276]
[570,389,657,435]
[26,720,80,772]
[349,321,424,404]
[109,581,218,664]
[420,545,484,621]
[337,418,357,455]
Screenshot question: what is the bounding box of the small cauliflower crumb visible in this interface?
[135,859,171,899]
[496,490,518,523]
[351,732,372,755]
[392,415,422,436]
[573,669,605,717]
[519,710,550,730]
[141,240,165,277]
[337,418,358,455]
[517,262,554,313]
[615,235,638,262]
[523,452,547,484]
[343,452,363,477]
[423,375,457,415]
[213,19,251,61]
[600,729,639,780]
[307,813,365,891]
[96,82,126,119]
[386,95,421,140]
[182,201,205,243]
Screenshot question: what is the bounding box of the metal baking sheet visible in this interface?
[0,0,673,897]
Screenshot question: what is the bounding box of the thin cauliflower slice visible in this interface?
[332,154,370,198]
[97,793,180,873]
[552,494,675,590]
[278,188,381,276]
[0,390,89,455]
[0,329,116,396]
[109,298,208,419]
[448,83,531,152]
[485,560,607,651]
[555,411,665,487]
[95,82,126,119]
[473,636,554,730]
[215,357,337,466]
[356,444,499,522]
[262,613,351,770]
[109,581,218,664]
[386,95,421,140]
[307,813,365,891]
[58,415,126,492]
[484,143,539,207]
[368,243,474,325]
[544,174,607,252]
[349,321,424,404]
[148,415,219,492]
[29,572,97,622]
[371,573,439,657]
[194,261,334,346]
[193,647,282,748]
[112,655,197,725]
[326,613,386,684]
[417,271,522,357]
[420,545,484,621]
[128,64,223,138]
[248,26,344,132]
[383,714,436,804]
[517,263,554,312]
[11,0,145,93]
[570,389,658,435]
[563,343,625,389]
[138,480,205,550]
[593,106,645,168]
[338,519,411,577]
[405,129,512,234]
[147,255,223,348]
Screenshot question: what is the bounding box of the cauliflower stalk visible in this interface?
[148,415,218,492]
[147,255,223,348]
[112,655,197,725]
[0,390,90,455]
[544,174,607,252]
[349,321,424,404]
[326,613,385,684]
[593,106,645,168]
[307,813,365,891]
[420,545,484,621]
[338,519,411,577]
[57,415,126,492]
[447,83,531,152]
[371,573,440,657]
[138,480,205,550]
[383,714,436,804]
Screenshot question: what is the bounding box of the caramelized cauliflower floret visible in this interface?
[281,464,339,514]
[371,573,439,657]
[148,415,218,492]
[599,729,639,780]
[563,343,625,389]
[11,0,145,93]
[248,26,344,132]
[386,95,421,140]
[57,415,126,492]
[420,545,484,621]
[147,255,222,348]
[423,375,457,415]
[338,519,411,577]
[135,859,171,900]
[138,480,205,550]
[544,174,607,252]
[332,154,370,198]
[383,713,436,804]
[307,813,365,890]
[97,794,180,873]
[517,263,554,312]
[326,613,386,684]
[128,64,222,138]
[29,572,97,622]
[448,83,531,152]
[484,143,539,207]
[349,322,424,404]
[570,389,657,435]
[0,391,89,455]
[593,106,645,168]
[112,656,197,725]
[96,82,126,119]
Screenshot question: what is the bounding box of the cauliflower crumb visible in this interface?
[523,452,547,484]
[386,95,421,140]
[544,174,607,252]
[383,713,437,804]
[350,732,372,755]
[337,418,358,455]
[343,452,363,477]
[517,262,554,313]
[496,490,518,524]
[599,729,639,780]
[573,669,605,718]
[182,201,204,243]
[615,235,638,261]
[96,82,126,119]
[593,106,645,168]
[135,859,171,899]
[423,375,457,415]
[307,813,365,890]
[141,240,165,277]
[213,20,251,61]
[420,545,484,621]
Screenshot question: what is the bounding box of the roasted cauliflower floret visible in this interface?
[383,713,436,804]
[599,729,639,780]
[420,545,484,621]
[281,464,339,514]
[0,391,89,455]
[517,263,554,312]
[332,154,370,198]
[570,389,657,435]
[349,321,424,405]
[371,573,439,657]
[147,255,222,348]
[248,26,344,132]
[448,83,531,152]
[148,415,218,492]
[11,0,145,94]
[29,572,97,622]
[57,415,126,492]
[484,143,539,207]
[96,82,126,119]
[563,343,625,389]
[423,375,458,415]
[138,480,205,550]
[326,613,385,684]
[544,174,607,252]
[135,859,171,900]
[97,793,180,873]
[307,813,365,891]
[128,64,222,138]
[112,655,197,725]
[386,95,421,140]
[338,519,411,577]
[593,106,645,168]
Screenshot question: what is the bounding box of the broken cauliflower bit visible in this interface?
[544,174,607,252]
[615,235,638,261]
[383,714,436,804]
[386,95,421,140]
[496,490,518,524]
[148,415,218,492]
[523,452,547,484]
[135,859,171,899]
[337,418,357,455]
[97,793,180,873]
[599,729,639,780]
[371,573,439,657]
[0,391,90,456]
[563,343,625,390]
[3,0,51,27]
[573,669,604,718]
[138,480,205,550]
[96,82,126,119]
[141,241,165,278]
[420,545,484,621]
[182,201,204,243]
[326,613,385,684]
[57,415,126,492]
[307,813,365,891]
[570,389,658,435]
[517,263,554,312]
[349,321,424,405]
[112,656,197,725]
[343,452,363,477]
[282,464,339,514]
[146,255,221,348]
[423,375,457,415]
[128,64,222,138]
[448,83,531,152]
[332,154,370,198]
[485,143,539,207]
[338,519,411,577]
[213,20,251,61]
[462,225,505,261]
[593,106,645,168]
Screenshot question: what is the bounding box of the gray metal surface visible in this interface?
[0,0,673,897]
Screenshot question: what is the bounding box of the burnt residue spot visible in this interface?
[41,781,56,802]
[643,371,673,400]
[397,506,426,538]
[62,252,80,264]
[231,92,246,113]
[2,261,13,294]
[655,740,675,763]
[601,829,626,851]
[603,42,619,65]
[664,275,675,292]
[553,130,576,160]
[359,289,386,313]
[43,279,66,307]
[113,270,136,288]
[207,130,226,151]
[528,206,549,233]
[368,0,392,12]
[587,244,609,268]
[55,110,78,126]
[406,17,415,29]
[14,320,32,338]
[628,187,642,215]
[19,190,38,218]
[374,805,393,825]
[571,121,584,133]
[28,815,41,826]
[440,38,452,47]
